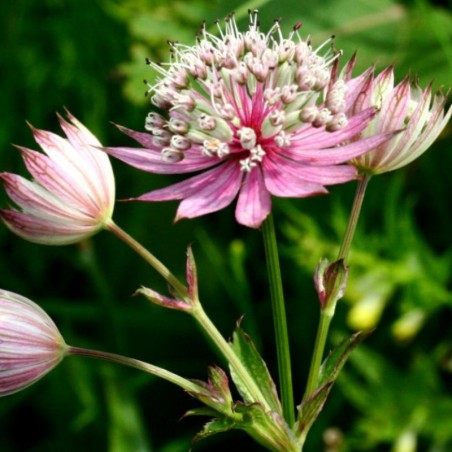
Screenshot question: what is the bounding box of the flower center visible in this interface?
[142,12,349,167]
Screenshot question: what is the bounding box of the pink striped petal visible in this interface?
[263,156,327,197]
[136,161,238,201]
[104,145,217,174]
[57,114,115,205]
[283,131,397,164]
[235,167,271,228]
[175,161,242,220]
[0,209,97,245]
[18,147,99,213]
[266,153,357,184]
[290,108,376,149]
[0,173,93,222]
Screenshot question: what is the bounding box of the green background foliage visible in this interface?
[1,0,451,450]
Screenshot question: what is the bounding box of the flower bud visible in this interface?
[0,112,115,245]
[0,289,67,396]
[314,258,349,312]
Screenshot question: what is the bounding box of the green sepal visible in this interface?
[297,331,368,436]
[188,366,235,417]
[230,323,283,415]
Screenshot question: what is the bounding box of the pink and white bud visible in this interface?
[0,112,115,245]
[349,66,452,174]
[0,289,67,397]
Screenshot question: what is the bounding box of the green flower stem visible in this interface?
[262,214,295,426]
[301,310,333,402]
[302,174,371,402]
[105,220,188,300]
[338,174,371,261]
[191,304,273,412]
[68,346,202,393]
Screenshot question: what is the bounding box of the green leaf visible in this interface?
[183,407,221,418]
[296,382,332,436]
[230,324,283,414]
[318,331,369,388]
[192,416,236,445]
[297,332,368,437]
[104,367,152,452]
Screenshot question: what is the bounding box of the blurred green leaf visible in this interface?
[104,367,152,452]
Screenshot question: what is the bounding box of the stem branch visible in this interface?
[68,346,202,393]
[105,220,187,299]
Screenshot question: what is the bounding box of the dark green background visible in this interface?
[1,0,451,450]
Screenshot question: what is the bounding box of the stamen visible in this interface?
[202,139,230,157]
[237,127,257,150]
[161,147,185,162]
[171,135,192,150]
[250,145,266,162]
[240,157,257,172]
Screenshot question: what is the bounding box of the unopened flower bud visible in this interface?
[161,147,185,162]
[168,118,189,134]
[0,289,67,396]
[314,258,349,311]
[171,135,192,151]
[145,112,166,130]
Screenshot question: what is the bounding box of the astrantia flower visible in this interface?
[0,289,67,396]
[106,12,392,228]
[348,66,451,174]
[0,112,115,245]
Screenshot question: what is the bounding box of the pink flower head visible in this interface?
[0,112,115,245]
[348,66,451,174]
[0,289,67,396]
[105,12,392,228]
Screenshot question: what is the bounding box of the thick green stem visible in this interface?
[301,174,371,411]
[105,220,188,299]
[191,304,272,412]
[68,346,202,393]
[262,214,295,426]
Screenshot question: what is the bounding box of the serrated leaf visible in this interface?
[192,416,236,445]
[230,325,282,414]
